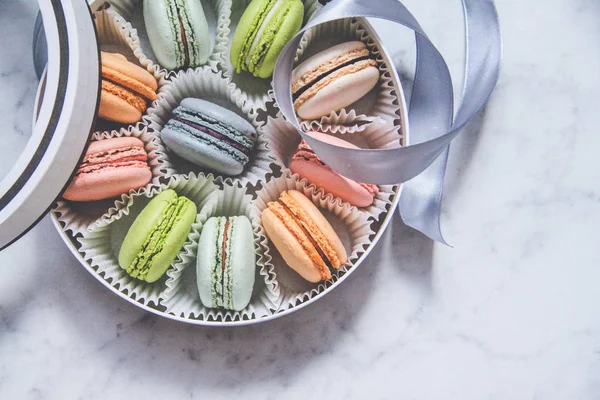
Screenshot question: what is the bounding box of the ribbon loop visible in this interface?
[272,0,502,243]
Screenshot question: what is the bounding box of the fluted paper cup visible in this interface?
[76,173,218,307]
[49,0,404,325]
[93,5,169,133]
[145,67,275,185]
[218,0,323,110]
[270,16,405,134]
[261,113,399,219]
[253,171,375,311]
[52,125,174,236]
[96,0,229,77]
[161,180,281,322]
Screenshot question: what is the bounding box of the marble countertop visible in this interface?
[1,0,600,399]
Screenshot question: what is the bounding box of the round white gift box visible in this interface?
[7,0,409,326]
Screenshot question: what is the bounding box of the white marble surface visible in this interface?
[2,0,600,399]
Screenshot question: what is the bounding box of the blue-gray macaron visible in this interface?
[196,216,256,311]
[143,0,211,70]
[161,98,257,176]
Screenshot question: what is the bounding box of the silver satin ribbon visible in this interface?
[272,0,501,244]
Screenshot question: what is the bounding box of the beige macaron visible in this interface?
[292,41,380,120]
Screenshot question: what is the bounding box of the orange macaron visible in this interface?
[262,190,347,283]
[99,52,158,124]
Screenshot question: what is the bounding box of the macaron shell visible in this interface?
[184,0,211,65]
[254,0,304,78]
[63,136,151,201]
[261,208,323,283]
[85,136,146,154]
[98,89,143,124]
[63,166,151,202]
[297,65,380,120]
[161,126,245,175]
[101,51,158,94]
[230,0,272,72]
[143,0,178,70]
[290,160,373,207]
[179,98,257,140]
[145,197,197,282]
[102,66,157,102]
[242,0,286,74]
[291,131,376,207]
[196,217,219,308]
[286,190,347,265]
[196,216,256,310]
[119,189,179,271]
[292,41,367,83]
[228,216,256,311]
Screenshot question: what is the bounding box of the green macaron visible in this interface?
[118,189,197,283]
[196,216,256,311]
[143,0,211,70]
[230,0,304,78]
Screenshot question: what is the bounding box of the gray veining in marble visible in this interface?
[1,0,600,399]
[0,0,39,182]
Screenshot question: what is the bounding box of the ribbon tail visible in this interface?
[399,146,450,245]
[398,0,501,245]
[271,0,501,244]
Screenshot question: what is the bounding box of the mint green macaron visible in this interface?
[118,189,197,283]
[196,216,256,311]
[143,0,211,70]
[230,0,304,78]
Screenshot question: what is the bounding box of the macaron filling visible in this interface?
[267,192,343,280]
[171,116,252,156]
[236,0,299,74]
[236,0,277,72]
[125,196,190,280]
[165,121,249,164]
[77,144,149,175]
[293,58,379,110]
[165,104,255,163]
[268,201,331,280]
[280,201,332,268]
[102,65,158,102]
[101,81,147,113]
[292,46,371,93]
[279,193,341,269]
[292,54,373,101]
[165,0,200,67]
[246,1,293,74]
[177,11,190,66]
[243,1,285,67]
[211,217,235,309]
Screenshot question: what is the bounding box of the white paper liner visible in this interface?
[94,6,170,131]
[52,125,174,236]
[300,110,379,135]
[145,67,276,185]
[261,112,398,218]
[98,0,229,77]
[160,181,281,322]
[252,171,375,311]
[76,173,219,308]
[103,0,137,18]
[218,0,323,110]
[51,0,404,323]
[268,17,403,134]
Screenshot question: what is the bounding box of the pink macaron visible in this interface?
[290,131,379,207]
[63,137,152,201]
